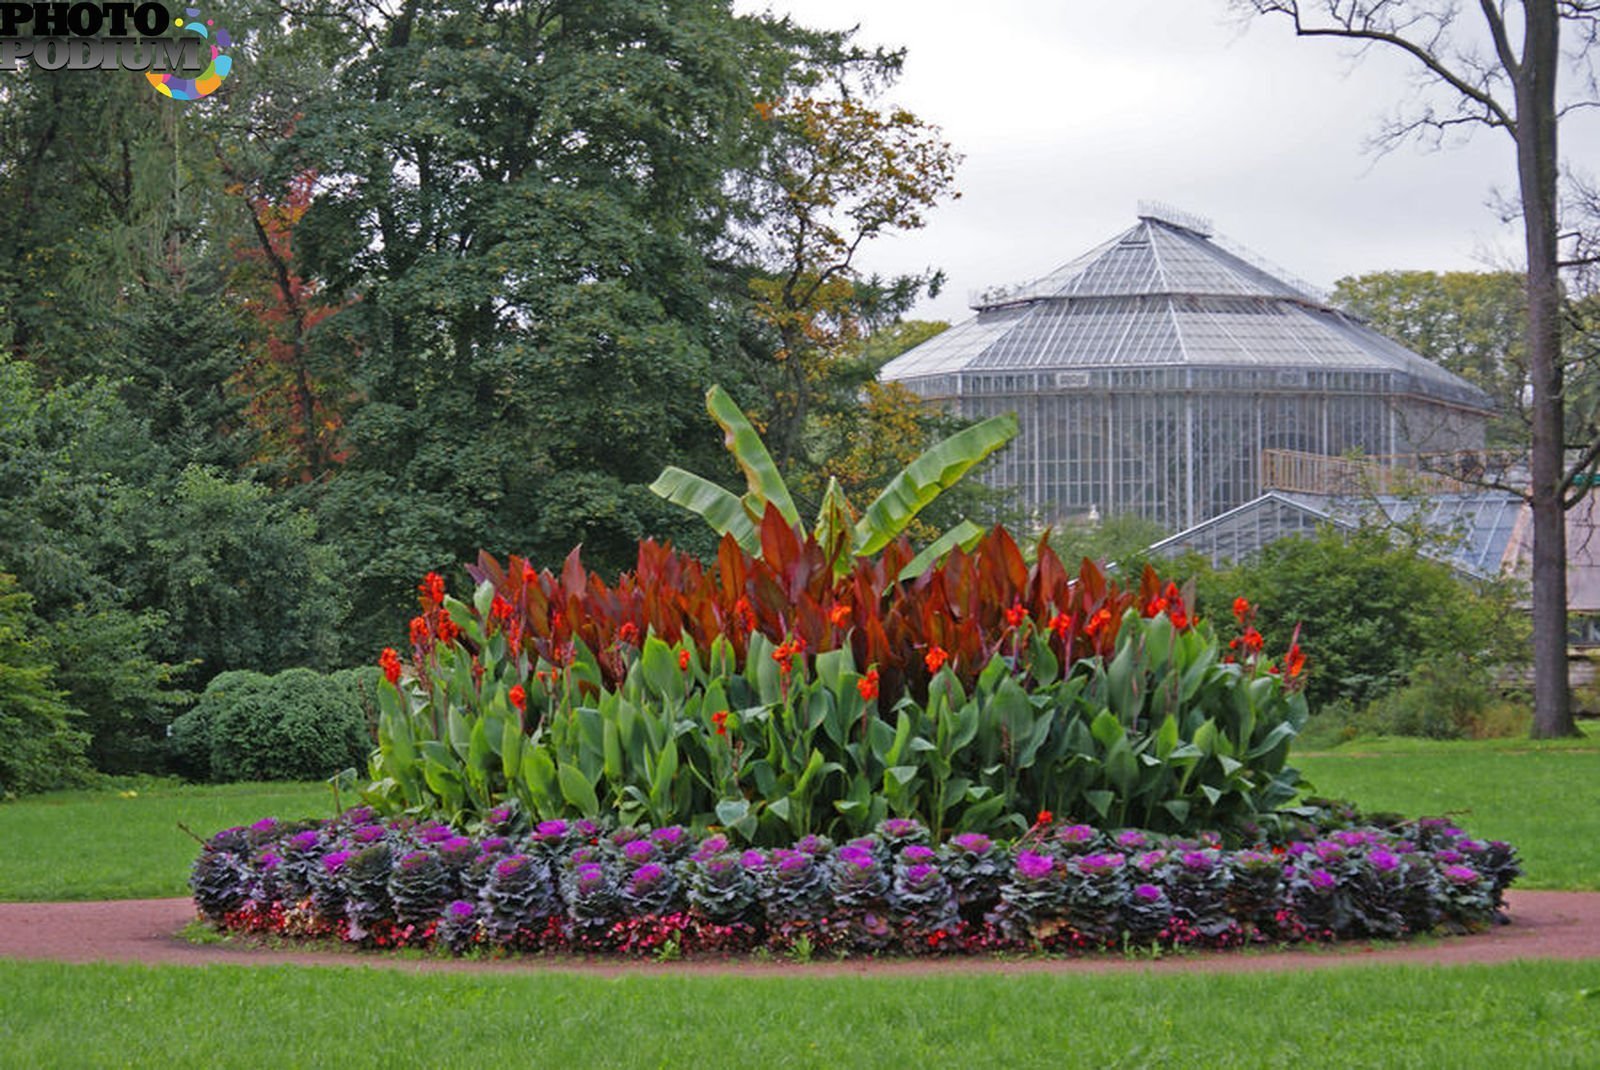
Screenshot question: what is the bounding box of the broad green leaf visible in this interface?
[640,636,684,702]
[813,476,856,574]
[1155,713,1179,759]
[1105,738,1137,792]
[855,413,1019,555]
[896,520,987,582]
[1090,710,1124,751]
[1085,789,1114,818]
[885,764,919,788]
[705,385,800,526]
[558,763,600,817]
[648,467,760,552]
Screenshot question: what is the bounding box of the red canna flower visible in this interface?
[1005,601,1028,629]
[618,621,640,646]
[733,597,757,632]
[420,572,446,603]
[490,595,513,623]
[379,648,403,686]
[711,709,729,736]
[1036,809,1054,826]
[1241,628,1263,654]
[509,684,526,711]
[1049,612,1072,638]
[678,649,692,671]
[1144,596,1169,618]
[409,615,429,647]
[436,611,461,645]
[1084,607,1112,638]
[925,645,949,673]
[521,563,537,588]
[1232,596,1251,623]
[1286,642,1306,678]
[829,603,852,628]
[1170,606,1189,630]
[857,668,880,701]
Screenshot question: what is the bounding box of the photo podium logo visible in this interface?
[0,3,234,100]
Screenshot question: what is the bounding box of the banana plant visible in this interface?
[651,385,1018,579]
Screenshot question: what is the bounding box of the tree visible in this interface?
[1333,271,1530,448]
[739,96,961,479]
[1238,0,1596,737]
[1179,525,1528,712]
[0,572,91,796]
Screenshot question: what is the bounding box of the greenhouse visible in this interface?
[879,207,1497,531]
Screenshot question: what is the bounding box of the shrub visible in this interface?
[173,667,375,782]
[0,572,92,796]
[362,517,1309,842]
[192,809,1521,956]
[1179,527,1527,711]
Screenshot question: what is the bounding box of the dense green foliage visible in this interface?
[5,960,1600,1069]
[0,3,1002,782]
[0,573,90,795]
[171,668,377,783]
[1177,526,1527,715]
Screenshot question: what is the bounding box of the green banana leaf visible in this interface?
[705,385,801,527]
[648,467,761,552]
[896,520,986,581]
[854,412,1019,555]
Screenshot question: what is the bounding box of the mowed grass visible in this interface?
[1295,728,1600,891]
[2,958,1598,1068]
[0,780,334,901]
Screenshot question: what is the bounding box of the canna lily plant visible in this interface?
[650,385,1018,578]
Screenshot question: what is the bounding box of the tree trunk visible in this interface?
[1520,2,1578,737]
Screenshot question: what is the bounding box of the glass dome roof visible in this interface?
[881,213,1495,414]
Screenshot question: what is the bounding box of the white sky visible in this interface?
[747,1,1600,323]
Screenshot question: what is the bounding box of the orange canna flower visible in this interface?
[925,645,949,673]
[857,668,880,701]
[379,648,403,686]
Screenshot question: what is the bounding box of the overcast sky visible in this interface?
[745,1,1600,324]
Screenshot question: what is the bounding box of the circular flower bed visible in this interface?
[191,805,1520,958]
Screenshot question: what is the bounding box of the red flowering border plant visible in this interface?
[363,511,1310,845]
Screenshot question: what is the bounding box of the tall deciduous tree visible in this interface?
[740,96,960,480]
[1239,0,1596,738]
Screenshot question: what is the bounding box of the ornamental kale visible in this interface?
[482,854,560,945]
[389,849,454,927]
[684,853,760,923]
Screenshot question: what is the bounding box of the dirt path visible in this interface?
[4,891,1600,977]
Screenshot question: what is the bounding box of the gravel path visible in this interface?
[3,890,1599,977]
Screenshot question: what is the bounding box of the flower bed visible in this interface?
[191,807,1520,958]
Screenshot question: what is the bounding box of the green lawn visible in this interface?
[0,780,333,901]
[0,958,1596,1068]
[1294,732,1600,891]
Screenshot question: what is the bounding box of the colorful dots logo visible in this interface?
[146,7,231,100]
